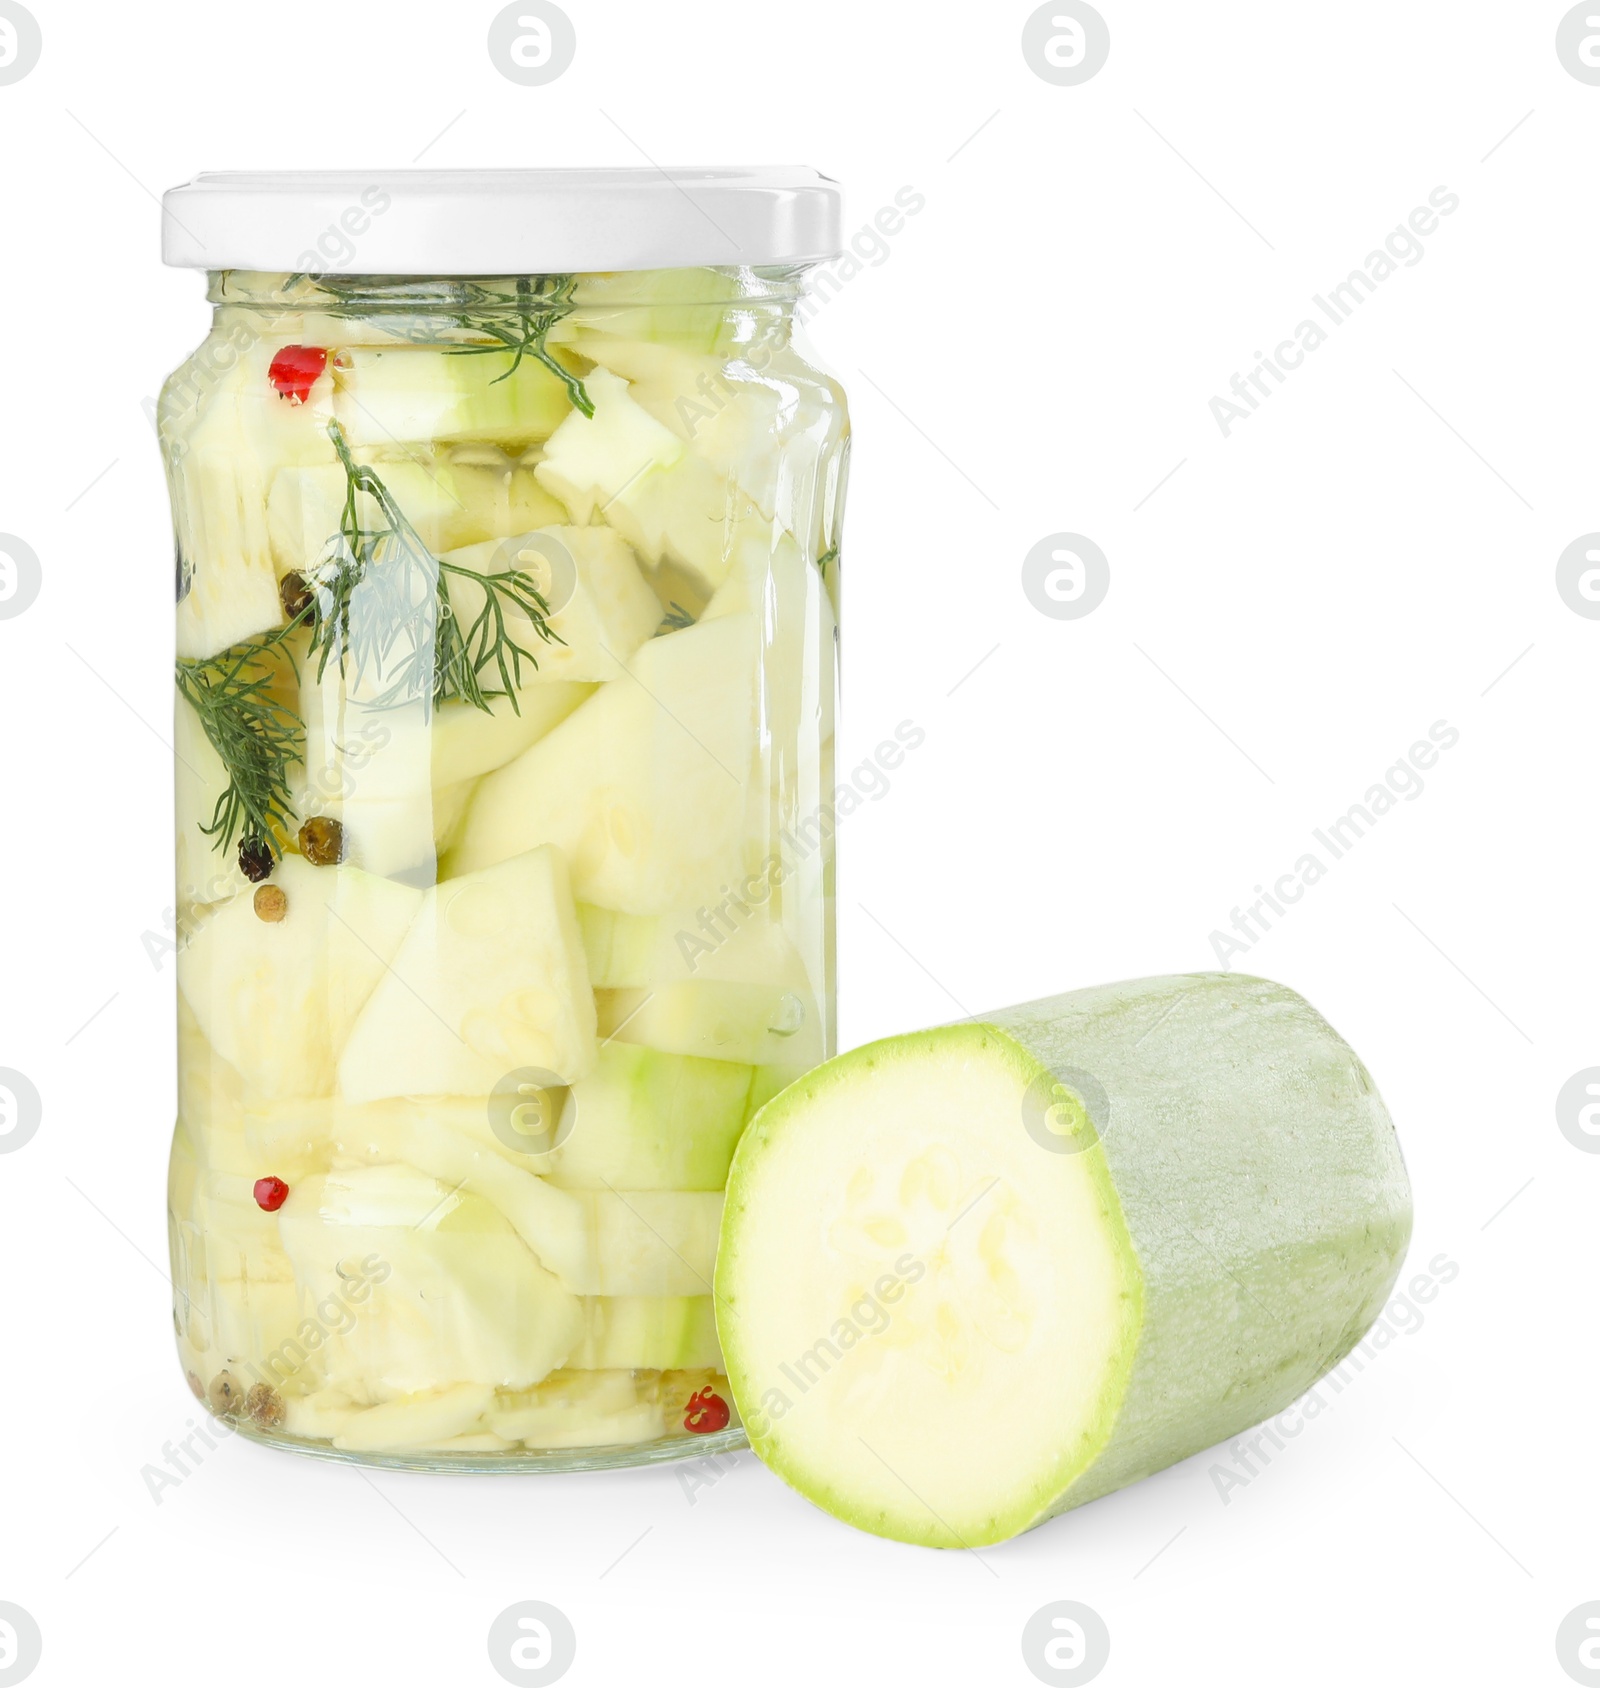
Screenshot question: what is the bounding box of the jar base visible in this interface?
[223,1418,749,1474]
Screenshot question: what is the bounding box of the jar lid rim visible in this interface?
[161,167,844,274]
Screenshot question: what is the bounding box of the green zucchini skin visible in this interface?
[983,973,1412,1525]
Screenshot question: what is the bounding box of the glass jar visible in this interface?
[158,171,847,1468]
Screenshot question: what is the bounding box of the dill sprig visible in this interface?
[303,273,594,418]
[445,275,594,417]
[657,601,695,634]
[176,422,566,862]
[175,623,305,863]
[311,420,564,714]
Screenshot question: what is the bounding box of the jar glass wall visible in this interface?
[162,266,846,1468]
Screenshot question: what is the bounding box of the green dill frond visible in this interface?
[175,624,304,862]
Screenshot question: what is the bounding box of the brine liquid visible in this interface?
[165,271,845,1463]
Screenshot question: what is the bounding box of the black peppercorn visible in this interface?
[208,1370,243,1417]
[279,570,313,620]
[238,836,274,883]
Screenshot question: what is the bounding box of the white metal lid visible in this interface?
[161,167,843,274]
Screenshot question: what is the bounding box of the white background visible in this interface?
[0,1,1593,1684]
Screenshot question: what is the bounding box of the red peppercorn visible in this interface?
[683,1388,730,1434]
[253,1176,290,1212]
[268,345,328,404]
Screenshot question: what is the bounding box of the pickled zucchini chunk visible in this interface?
[574,335,785,492]
[188,1171,299,1285]
[319,1102,596,1291]
[170,1156,306,1380]
[490,1370,666,1449]
[267,449,567,576]
[598,979,823,1071]
[568,267,745,352]
[453,448,571,539]
[717,974,1413,1549]
[191,1273,306,1389]
[577,902,811,992]
[269,459,448,576]
[576,334,843,534]
[441,525,662,684]
[298,669,436,882]
[705,529,837,773]
[169,341,335,660]
[431,779,475,859]
[338,844,597,1102]
[177,859,422,1101]
[542,1043,754,1190]
[449,614,760,914]
[302,1109,717,1297]
[331,345,574,449]
[573,1296,721,1371]
[176,1000,254,1174]
[175,695,251,908]
[535,367,768,594]
[575,904,661,988]
[283,1389,364,1443]
[534,367,681,514]
[575,1191,723,1296]
[335,1385,496,1454]
[572,335,850,569]
[279,1164,585,1402]
[431,683,593,786]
